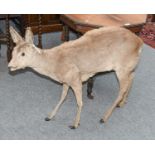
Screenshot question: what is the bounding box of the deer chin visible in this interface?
[10,66,25,71]
[9,66,19,71]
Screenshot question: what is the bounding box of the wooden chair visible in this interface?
[3,14,63,62]
[60,14,155,99]
[20,14,63,48]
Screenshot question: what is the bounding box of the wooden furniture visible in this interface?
[0,14,20,61]
[0,15,9,58]
[60,14,152,40]
[60,14,155,99]
[2,14,63,62]
[20,14,63,48]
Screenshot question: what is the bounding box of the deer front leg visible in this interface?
[45,84,69,121]
[69,81,83,129]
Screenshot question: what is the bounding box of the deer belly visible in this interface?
[81,73,95,82]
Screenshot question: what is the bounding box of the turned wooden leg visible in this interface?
[87,77,94,99]
[0,44,1,57]
[76,32,82,38]
[62,25,69,41]
[17,16,25,37]
[38,14,42,48]
[6,15,11,62]
[0,29,1,56]
[0,28,2,55]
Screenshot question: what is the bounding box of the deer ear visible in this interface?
[9,26,23,44]
[25,27,34,44]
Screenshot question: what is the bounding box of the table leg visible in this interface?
[62,25,69,41]
[38,14,42,48]
[6,15,11,62]
[0,28,2,56]
[87,77,94,99]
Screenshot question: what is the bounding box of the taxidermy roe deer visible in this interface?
[8,26,143,129]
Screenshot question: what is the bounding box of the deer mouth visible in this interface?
[9,66,19,71]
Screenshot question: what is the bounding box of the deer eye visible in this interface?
[21,52,25,56]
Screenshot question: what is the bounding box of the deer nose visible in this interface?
[8,61,16,70]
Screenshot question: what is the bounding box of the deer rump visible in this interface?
[53,27,142,82]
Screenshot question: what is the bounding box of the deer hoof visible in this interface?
[87,94,94,100]
[45,117,51,121]
[117,104,124,108]
[100,119,105,123]
[69,125,76,129]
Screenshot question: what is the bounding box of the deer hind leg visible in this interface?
[117,72,134,107]
[45,84,69,121]
[100,70,133,123]
[69,80,83,129]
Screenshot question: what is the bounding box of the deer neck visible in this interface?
[30,49,60,82]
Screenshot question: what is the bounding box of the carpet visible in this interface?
[0,26,155,139]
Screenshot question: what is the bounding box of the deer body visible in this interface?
[8,26,143,129]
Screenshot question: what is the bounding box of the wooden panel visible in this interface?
[30,24,63,34]
[21,14,61,27]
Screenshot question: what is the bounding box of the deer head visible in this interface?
[8,26,42,71]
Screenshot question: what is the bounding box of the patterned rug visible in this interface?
[140,22,155,49]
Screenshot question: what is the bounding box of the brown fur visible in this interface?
[8,26,143,129]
